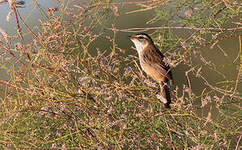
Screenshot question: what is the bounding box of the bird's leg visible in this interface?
[157,81,171,108]
[159,82,167,99]
[157,82,167,104]
[155,84,161,94]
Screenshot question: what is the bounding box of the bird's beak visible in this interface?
[128,35,136,40]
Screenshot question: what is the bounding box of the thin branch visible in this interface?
[0,79,28,93]
[0,45,26,67]
[235,135,242,150]
[231,35,242,97]
[108,26,242,33]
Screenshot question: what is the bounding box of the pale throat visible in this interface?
[132,41,148,57]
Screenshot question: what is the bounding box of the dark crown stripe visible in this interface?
[135,33,153,43]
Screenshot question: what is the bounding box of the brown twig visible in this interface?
[231,35,242,97]
[0,79,28,93]
[0,45,26,67]
[108,26,242,33]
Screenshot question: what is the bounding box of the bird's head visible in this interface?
[129,33,154,53]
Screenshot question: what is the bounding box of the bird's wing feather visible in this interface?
[142,46,173,81]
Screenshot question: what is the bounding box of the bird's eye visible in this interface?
[138,36,145,39]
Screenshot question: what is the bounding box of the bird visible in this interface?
[129,33,173,108]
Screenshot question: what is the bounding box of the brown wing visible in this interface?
[142,45,173,81]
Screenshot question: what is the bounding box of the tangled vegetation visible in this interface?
[0,0,241,149]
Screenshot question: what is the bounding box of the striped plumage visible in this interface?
[129,33,172,108]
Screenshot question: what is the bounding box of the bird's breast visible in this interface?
[140,60,166,82]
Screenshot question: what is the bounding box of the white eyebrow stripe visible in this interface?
[136,35,148,39]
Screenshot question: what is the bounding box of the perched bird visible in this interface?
[129,33,173,108]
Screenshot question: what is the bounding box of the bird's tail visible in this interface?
[160,81,171,109]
